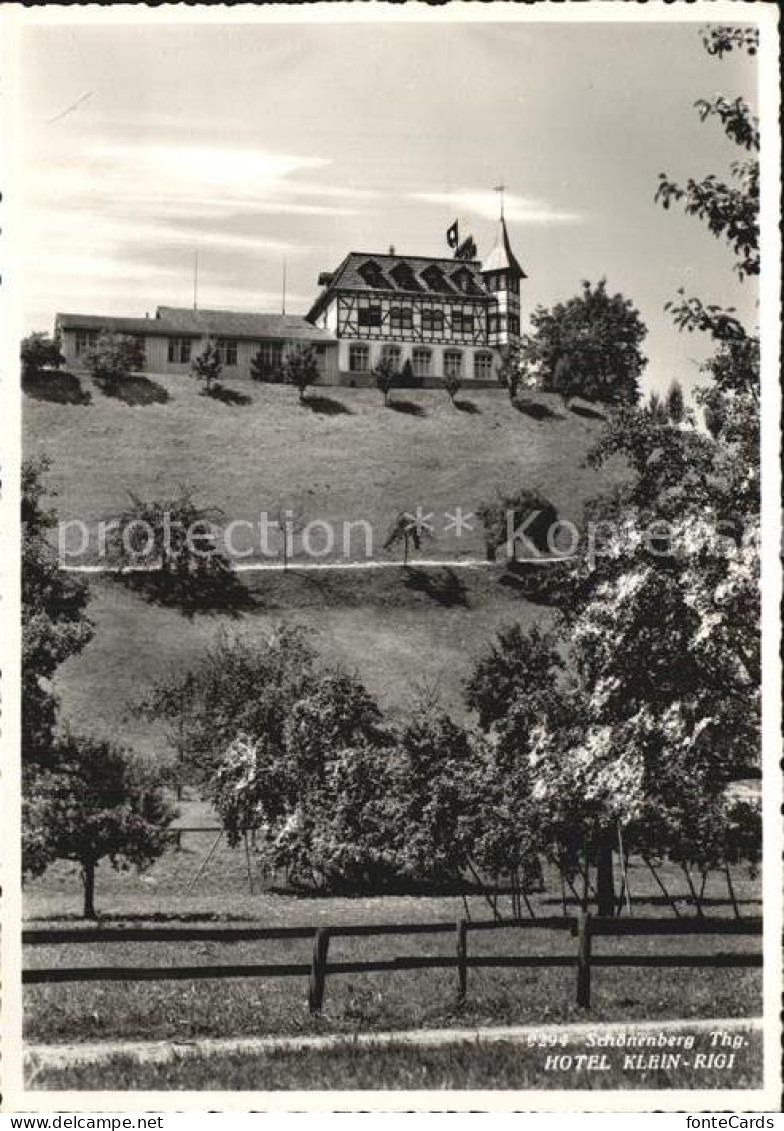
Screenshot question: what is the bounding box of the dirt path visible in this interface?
[26,1015,761,1071]
[64,557,572,574]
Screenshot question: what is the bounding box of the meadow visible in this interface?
[25,372,625,754]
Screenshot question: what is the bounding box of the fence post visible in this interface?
[456,918,468,1007]
[576,911,592,1009]
[308,927,330,1015]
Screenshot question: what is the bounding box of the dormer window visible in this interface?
[390,263,423,292]
[421,265,453,294]
[452,268,472,294]
[358,260,388,289]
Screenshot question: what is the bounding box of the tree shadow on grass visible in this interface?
[113,568,256,619]
[454,399,481,414]
[403,566,470,608]
[513,396,564,421]
[570,402,606,421]
[497,559,573,607]
[100,375,170,406]
[303,394,354,415]
[200,383,252,406]
[23,370,92,405]
[387,399,427,417]
[28,911,262,924]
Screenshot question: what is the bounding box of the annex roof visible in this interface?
[155,307,335,342]
[56,309,336,343]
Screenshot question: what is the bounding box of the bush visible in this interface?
[21,332,64,380]
[478,487,560,559]
[83,333,145,388]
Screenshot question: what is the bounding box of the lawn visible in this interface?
[24,859,762,1051]
[25,375,626,753]
[24,375,625,562]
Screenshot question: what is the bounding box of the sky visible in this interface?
[15,14,760,396]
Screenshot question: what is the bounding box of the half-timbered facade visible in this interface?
[306,216,526,386]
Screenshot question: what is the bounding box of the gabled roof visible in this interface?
[56,313,177,337]
[155,307,335,342]
[56,309,335,343]
[482,216,527,278]
[306,252,491,321]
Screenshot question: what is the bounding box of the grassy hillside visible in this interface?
[25,374,628,755]
[24,374,624,563]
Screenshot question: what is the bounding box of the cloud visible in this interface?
[21,138,373,324]
[410,189,582,225]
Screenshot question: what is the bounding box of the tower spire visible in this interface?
[493,182,505,219]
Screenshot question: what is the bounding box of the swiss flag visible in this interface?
[446,221,459,249]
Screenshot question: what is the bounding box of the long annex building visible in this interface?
[55,216,526,389]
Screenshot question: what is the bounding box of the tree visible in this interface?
[498,346,523,401]
[210,669,396,889]
[655,28,759,282]
[383,510,433,566]
[105,485,234,609]
[646,391,670,426]
[400,358,416,388]
[21,332,64,381]
[470,27,762,915]
[22,457,93,768]
[394,706,478,884]
[28,734,176,917]
[250,347,282,383]
[665,380,687,425]
[373,356,397,406]
[520,279,647,407]
[465,623,563,731]
[443,370,460,405]
[138,624,320,788]
[281,342,319,403]
[83,332,145,388]
[477,488,559,562]
[190,339,222,393]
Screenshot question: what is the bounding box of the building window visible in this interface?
[412,348,432,379]
[421,309,444,334]
[474,352,493,381]
[358,305,382,328]
[168,337,192,364]
[444,350,463,378]
[256,341,283,372]
[253,337,281,373]
[349,343,370,372]
[381,344,401,370]
[452,309,474,336]
[508,314,520,335]
[217,339,238,367]
[389,306,413,332]
[74,329,99,357]
[488,313,507,336]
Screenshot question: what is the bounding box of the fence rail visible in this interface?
[22,914,763,1012]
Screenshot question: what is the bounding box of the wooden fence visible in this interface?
[22,914,762,1012]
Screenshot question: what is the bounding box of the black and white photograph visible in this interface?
[1,1,780,1113]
